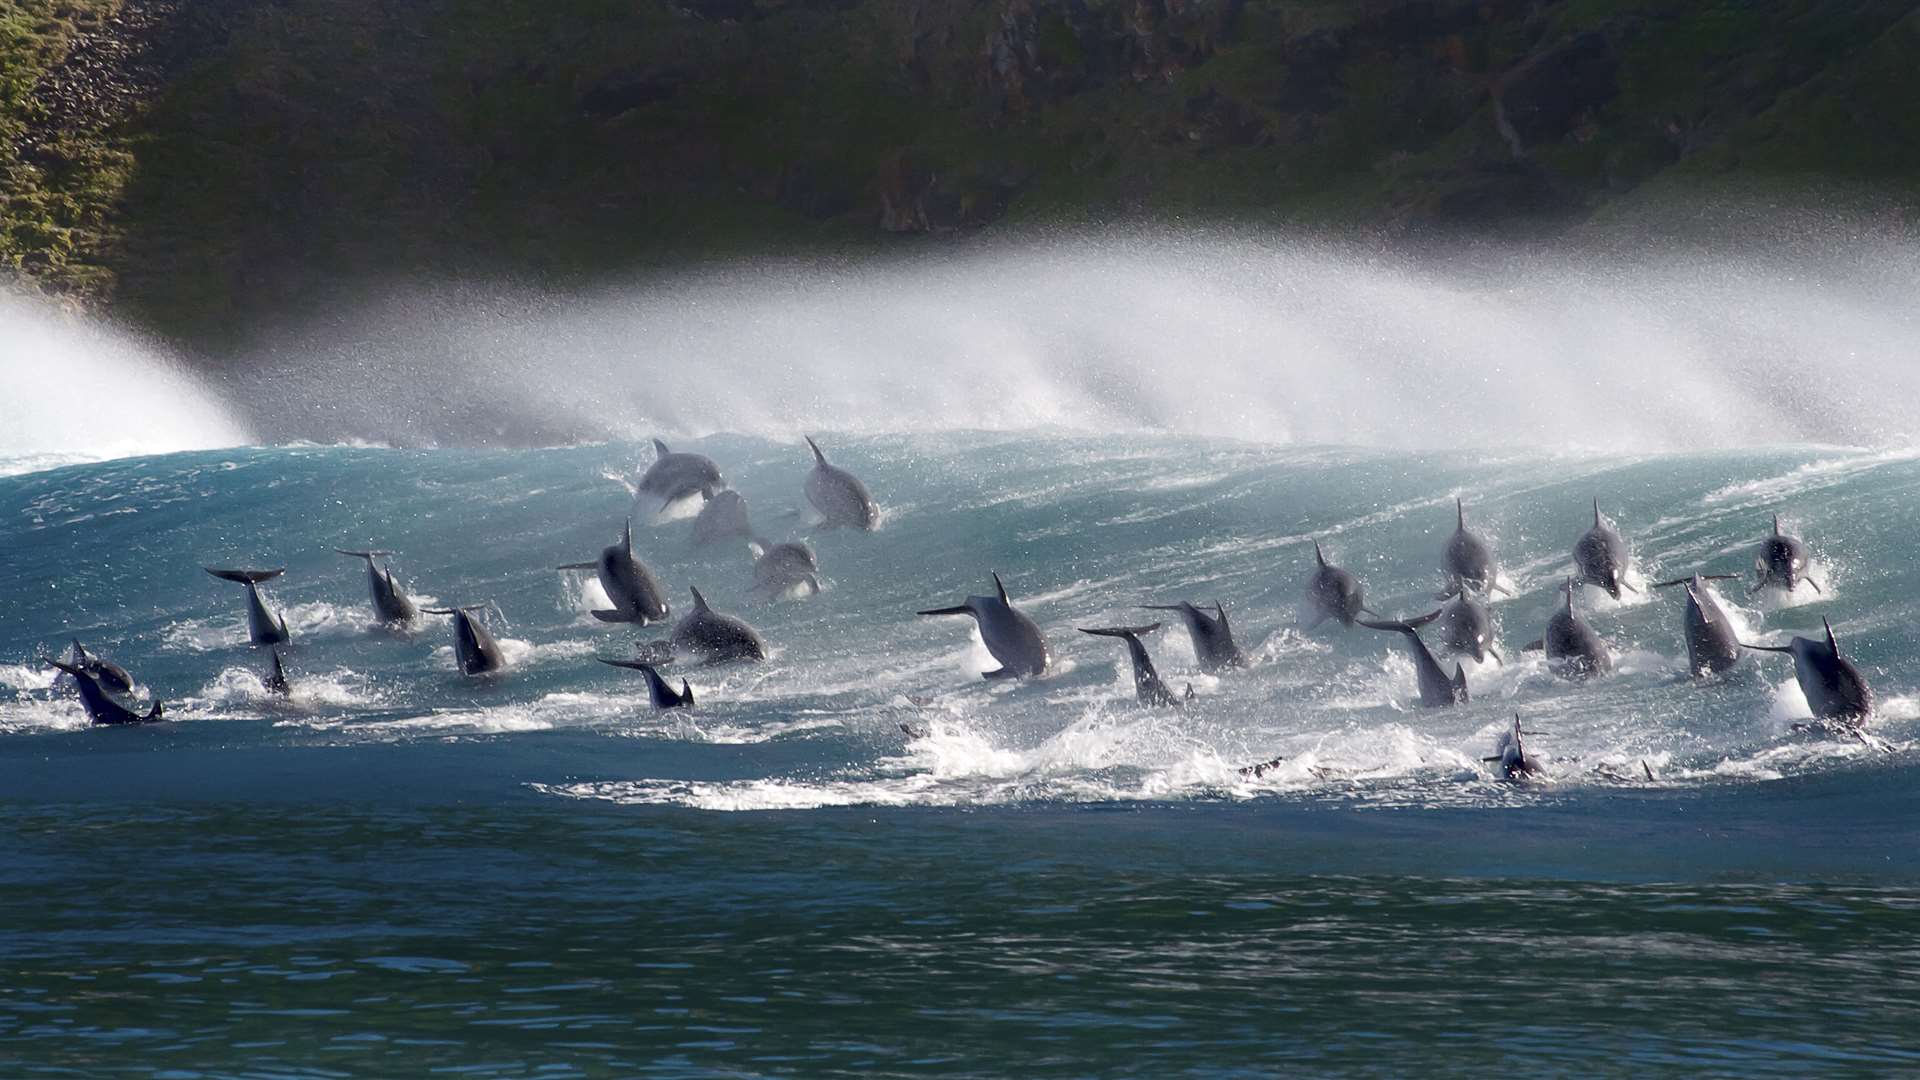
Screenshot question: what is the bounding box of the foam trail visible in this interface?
[0,290,252,472]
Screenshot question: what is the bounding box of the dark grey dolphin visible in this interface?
[335,549,419,624]
[1304,541,1371,630]
[44,658,163,726]
[204,567,292,645]
[1443,500,1507,598]
[917,572,1051,679]
[598,658,694,709]
[264,650,291,697]
[422,605,508,676]
[1078,623,1188,707]
[1435,592,1502,666]
[747,537,821,599]
[1141,600,1246,672]
[1483,714,1543,782]
[1573,499,1635,600]
[638,438,724,509]
[803,436,878,531]
[1359,610,1468,708]
[1524,578,1613,680]
[692,490,754,546]
[558,519,670,624]
[1753,515,1821,595]
[664,587,768,664]
[1651,573,1744,676]
[1741,618,1874,727]
[57,639,134,694]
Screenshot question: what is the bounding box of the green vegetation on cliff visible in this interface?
[3,0,1918,347]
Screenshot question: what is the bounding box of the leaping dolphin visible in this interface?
[747,537,821,599]
[1740,618,1874,727]
[1359,610,1469,707]
[1573,499,1635,600]
[204,567,292,645]
[264,650,291,696]
[1141,600,1246,672]
[638,438,724,509]
[692,490,754,546]
[656,586,768,664]
[1524,578,1613,680]
[1651,573,1744,676]
[558,519,671,624]
[56,639,134,694]
[1483,714,1543,782]
[1304,541,1371,630]
[1753,515,1821,595]
[1435,592,1502,665]
[918,572,1051,679]
[44,658,163,726]
[422,605,508,676]
[335,549,419,625]
[1442,499,1508,598]
[1078,623,1188,707]
[803,436,878,531]
[597,658,694,709]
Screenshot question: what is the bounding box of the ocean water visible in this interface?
[5,235,1920,1075]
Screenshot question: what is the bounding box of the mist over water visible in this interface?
[0,291,252,473]
[220,230,1920,452]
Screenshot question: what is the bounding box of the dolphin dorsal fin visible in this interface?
[992,572,1009,604]
[681,680,694,706]
[652,438,671,459]
[1824,617,1839,655]
[1457,498,1465,529]
[1593,498,1602,527]
[1772,513,1782,537]
[623,518,634,555]
[1215,602,1229,629]
[805,435,827,465]
[1512,714,1525,757]
[1563,577,1575,611]
[690,586,710,612]
[271,650,286,680]
[1314,540,1328,568]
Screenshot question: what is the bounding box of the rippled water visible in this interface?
[4,433,1919,1074]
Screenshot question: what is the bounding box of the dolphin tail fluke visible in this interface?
[205,567,285,585]
[804,435,827,465]
[1078,623,1161,640]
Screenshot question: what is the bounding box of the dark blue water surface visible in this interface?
[3,436,1918,1075]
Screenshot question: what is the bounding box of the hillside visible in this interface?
[4,0,1918,350]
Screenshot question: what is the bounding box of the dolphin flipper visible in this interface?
[590,609,636,623]
[205,567,285,584]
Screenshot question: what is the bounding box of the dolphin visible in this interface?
[558,519,671,624]
[746,537,821,598]
[1359,610,1469,707]
[264,649,291,696]
[56,639,134,694]
[692,489,754,546]
[335,549,419,624]
[597,658,695,709]
[1141,600,1246,672]
[1483,714,1543,782]
[1651,573,1744,676]
[1740,617,1874,727]
[1435,592,1502,665]
[638,438,724,508]
[421,605,508,675]
[204,567,292,645]
[1524,578,1613,680]
[1573,499,1634,600]
[1078,623,1188,707]
[918,572,1051,679]
[1442,499,1507,597]
[44,658,163,726]
[803,435,879,531]
[1753,514,1821,595]
[1304,541,1371,630]
[659,586,768,664]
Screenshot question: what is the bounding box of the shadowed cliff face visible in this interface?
[4,0,1918,350]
